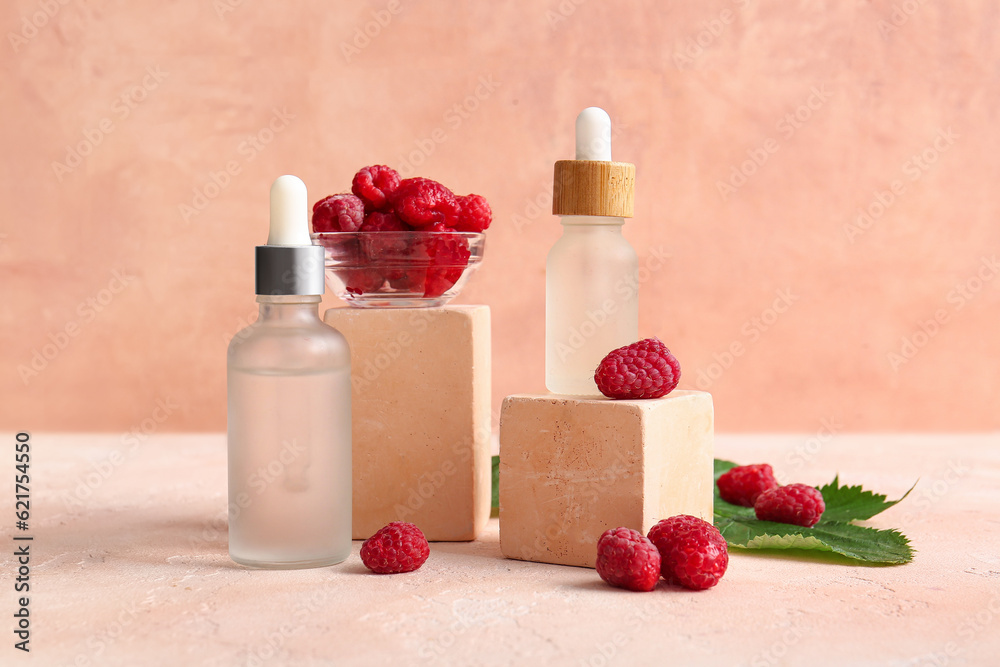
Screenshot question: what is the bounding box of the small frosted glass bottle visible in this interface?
[227,175,352,569]
[546,108,639,396]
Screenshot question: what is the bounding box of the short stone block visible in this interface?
[499,391,714,567]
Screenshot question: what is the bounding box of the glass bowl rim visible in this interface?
[312,230,485,239]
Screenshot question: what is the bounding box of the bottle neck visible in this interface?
[255,295,321,324]
[559,215,626,229]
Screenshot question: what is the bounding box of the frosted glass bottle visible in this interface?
[546,215,638,395]
[227,294,352,568]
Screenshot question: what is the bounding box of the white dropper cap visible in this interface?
[575,107,613,161]
[553,107,635,217]
[255,175,325,296]
[267,175,311,246]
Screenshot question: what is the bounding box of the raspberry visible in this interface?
[392,177,461,229]
[360,522,430,574]
[594,338,681,400]
[717,464,780,507]
[351,165,400,213]
[754,484,826,528]
[332,215,390,295]
[595,527,661,592]
[387,267,425,293]
[648,515,728,591]
[340,267,384,296]
[422,234,471,298]
[358,212,421,291]
[361,210,408,233]
[360,211,411,259]
[312,194,364,233]
[454,194,492,232]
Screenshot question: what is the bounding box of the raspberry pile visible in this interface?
[359,521,430,574]
[596,516,728,592]
[594,338,681,400]
[312,165,491,298]
[717,464,827,527]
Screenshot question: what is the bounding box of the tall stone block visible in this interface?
[324,306,491,541]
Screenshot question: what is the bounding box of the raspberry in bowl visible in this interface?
[311,167,490,308]
[314,230,485,308]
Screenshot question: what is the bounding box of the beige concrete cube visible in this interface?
[499,391,714,568]
[324,306,491,541]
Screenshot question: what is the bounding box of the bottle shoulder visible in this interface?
[547,224,638,265]
[228,321,351,372]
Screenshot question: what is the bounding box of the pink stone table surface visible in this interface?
[2,433,998,666]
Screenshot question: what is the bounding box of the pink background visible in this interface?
[2,0,997,433]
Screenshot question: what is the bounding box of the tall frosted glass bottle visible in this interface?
[546,216,638,395]
[227,175,352,569]
[546,108,639,396]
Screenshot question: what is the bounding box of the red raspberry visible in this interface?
[351,165,400,213]
[454,194,492,232]
[312,194,364,233]
[392,177,461,229]
[386,268,425,293]
[648,515,728,591]
[340,267,384,296]
[358,211,422,290]
[360,522,430,574]
[717,464,780,507]
[594,338,681,400]
[361,211,408,233]
[360,211,411,260]
[754,484,826,528]
[595,527,661,592]
[422,234,471,298]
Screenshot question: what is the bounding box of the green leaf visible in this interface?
[713,458,915,565]
[716,517,913,564]
[714,459,739,479]
[818,475,916,523]
[713,460,755,520]
[491,455,499,518]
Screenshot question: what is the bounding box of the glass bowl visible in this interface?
[312,231,485,308]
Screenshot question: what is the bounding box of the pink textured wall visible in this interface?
[2,0,998,433]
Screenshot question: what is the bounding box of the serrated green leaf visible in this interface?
[818,475,916,523]
[743,532,830,551]
[713,458,915,564]
[491,455,499,518]
[716,517,913,564]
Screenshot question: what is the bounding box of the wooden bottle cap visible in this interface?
[552,160,635,217]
